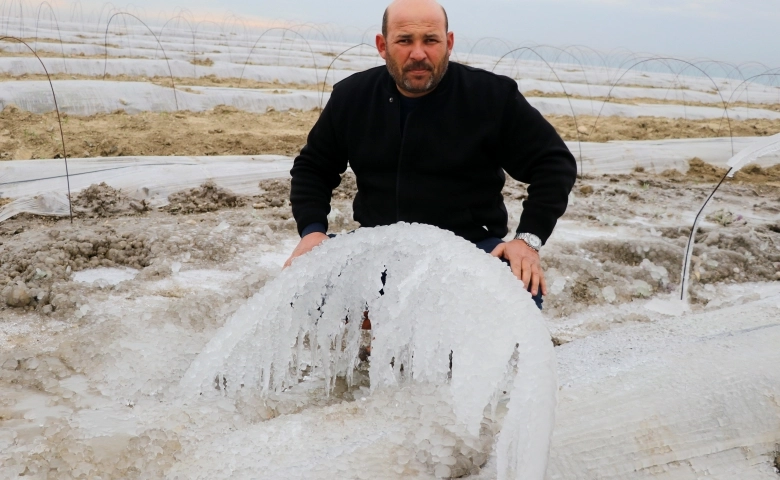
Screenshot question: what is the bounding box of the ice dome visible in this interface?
[182,223,557,479]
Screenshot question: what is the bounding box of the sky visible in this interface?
[54,0,780,68]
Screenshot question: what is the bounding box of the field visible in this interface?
[1,6,780,480]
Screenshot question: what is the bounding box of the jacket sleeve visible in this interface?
[499,85,577,245]
[290,87,349,237]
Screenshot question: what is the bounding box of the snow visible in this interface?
[72,267,139,286]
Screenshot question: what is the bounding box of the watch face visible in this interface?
[517,233,541,250]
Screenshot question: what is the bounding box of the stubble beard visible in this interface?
[386,50,450,95]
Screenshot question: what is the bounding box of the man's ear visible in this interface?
[447,31,454,55]
[376,33,388,60]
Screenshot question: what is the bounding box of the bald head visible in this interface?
[382,0,448,38]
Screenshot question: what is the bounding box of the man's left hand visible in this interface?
[490,240,547,296]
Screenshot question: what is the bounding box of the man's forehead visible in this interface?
[390,21,444,37]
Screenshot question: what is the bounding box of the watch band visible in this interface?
[514,232,542,252]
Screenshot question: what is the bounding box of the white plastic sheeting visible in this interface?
[513,78,780,105]
[8,16,780,98]
[0,57,358,85]
[530,96,780,121]
[0,155,292,203]
[571,137,780,174]
[4,80,780,120]
[2,137,778,199]
[727,132,780,174]
[0,191,70,222]
[0,80,327,115]
[2,136,777,223]
[9,31,780,105]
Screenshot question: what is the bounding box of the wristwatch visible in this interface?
[514,232,542,252]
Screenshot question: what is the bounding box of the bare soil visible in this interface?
[72,182,150,217]
[164,181,247,215]
[0,105,319,160]
[2,104,780,161]
[549,115,780,142]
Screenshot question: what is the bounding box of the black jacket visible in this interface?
[290,62,577,244]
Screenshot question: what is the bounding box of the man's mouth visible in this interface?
[404,64,433,74]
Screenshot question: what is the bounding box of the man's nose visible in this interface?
[409,42,427,61]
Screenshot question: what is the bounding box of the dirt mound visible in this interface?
[686,157,728,182]
[550,115,780,143]
[659,158,780,184]
[256,178,291,208]
[166,181,247,214]
[0,227,153,312]
[333,172,358,200]
[190,57,214,67]
[541,220,780,316]
[733,163,780,184]
[72,182,149,217]
[254,172,357,209]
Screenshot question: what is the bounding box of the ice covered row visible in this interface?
[549,286,780,479]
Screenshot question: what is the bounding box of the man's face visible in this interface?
[376,5,454,97]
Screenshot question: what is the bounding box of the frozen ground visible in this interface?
[2,9,780,480]
[0,162,779,479]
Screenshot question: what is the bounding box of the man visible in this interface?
[285,0,577,307]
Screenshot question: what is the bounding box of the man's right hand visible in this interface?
[283,232,329,269]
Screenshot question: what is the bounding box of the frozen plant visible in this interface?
[181,223,557,479]
[681,132,780,302]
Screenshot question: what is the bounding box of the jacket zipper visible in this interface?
[396,100,404,223]
[396,139,403,223]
